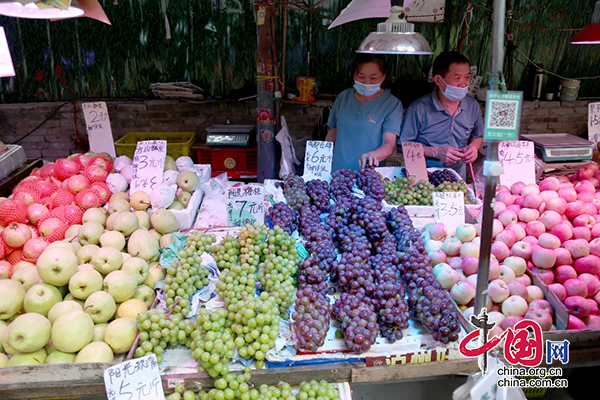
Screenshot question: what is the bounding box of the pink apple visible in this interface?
[573,214,596,229]
[575,178,596,192]
[556,265,578,284]
[538,233,561,250]
[564,278,589,298]
[66,174,90,195]
[574,255,600,275]
[501,315,525,331]
[524,308,553,331]
[497,210,518,227]
[519,208,540,223]
[455,224,478,243]
[515,274,532,286]
[526,285,545,303]
[531,245,557,269]
[495,229,516,248]
[448,256,463,270]
[522,235,539,247]
[531,267,555,285]
[583,315,600,329]
[461,255,479,276]
[590,238,600,257]
[504,223,526,241]
[553,248,573,267]
[551,223,573,242]
[573,226,592,241]
[587,299,600,316]
[546,197,567,215]
[510,241,532,260]
[565,295,591,318]
[450,280,476,305]
[466,274,479,288]
[578,192,595,202]
[441,238,462,257]
[592,224,600,239]
[499,265,516,283]
[568,315,587,330]
[487,311,506,328]
[507,204,521,215]
[428,223,448,241]
[583,202,598,216]
[460,242,480,259]
[539,177,560,192]
[494,201,507,217]
[496,190,514,206]
[521,184,540,196]
[492,219,503,239]
[540,190,559,203]
[522,193,543,209]
[563,239,590,259]
[529,299,554,317]
[507,280,528,298]
[491,241,510,262]
[539,211,562,231]
[511,182,526,195]
[558,187,578,203]
[489,261,502,281]
[578,273,600,296]
[503,256,527,276]
[488,279,511,303]
[565,201,584,220]
[502,295,529,317]
[549,283,567,302]
[429,251,447,267]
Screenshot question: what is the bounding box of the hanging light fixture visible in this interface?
[356,3,433,55]
[571,1,600,44]
[0,0,110,24]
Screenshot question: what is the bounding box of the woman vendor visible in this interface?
[325,54,403,171]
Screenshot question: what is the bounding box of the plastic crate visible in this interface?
[114,132,196,159]
[194,145,257,176]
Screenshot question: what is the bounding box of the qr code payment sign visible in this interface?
[488,100,518,129]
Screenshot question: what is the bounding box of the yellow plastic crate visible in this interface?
[114,132,196,159]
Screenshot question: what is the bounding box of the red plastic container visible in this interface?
[193,143,258,179]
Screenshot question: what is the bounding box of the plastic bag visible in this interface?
[202,172,230,200]
[113,155,133,172]
[105,173,128,193]
[150,183,177,209]
[276,115,300,178]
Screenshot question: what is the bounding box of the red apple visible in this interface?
[551,223,574,242]
[531,267,555,285]
[578,273,600,296]
[558,188,578,203]
[563,238,590,259]
[573,227,592,241]
[494,201,507,217]
[531,245,557,269]
[495,229,516,248]
[515,274,532,286]
[489,261,502,281]
[491,241,510,262]
[578,192,595,202]
[525,221,546,238]
[549,283,567,302]
[511,182,526,195]
[592,224,600,239]
[583,202,598,216]
[539,177,560,192]
[556,265,578,284]
[501,315,525,331]
[568,315,587,330]
[507,204,521,215]
[429,251,447,267]
[496,190,514,206]
[448,256,463,270]
[428,223,448,241]
[507,280,529,298]
[521,184,540,196]
[522,236,539,247]
[538,211,561,231]
[505,223,526,241]
[461,255,479,276]
[574,255,600,275]
[524,308,553,331]
[574,214,596,229]
[522,193,543,209]
[540,190,559,203]
[583,315,600,329]
[553,248,573,267]
[488,279,510,303]
[510,241,533,260]
[587,299,600,316]
[565,295,591,318]
[576,168,596,182]
[564,278,589,298]
[529,299,555,317]
[565,201,584,220]
[546,197,567,215]
[590,238,600,257]
[497,210,518,227]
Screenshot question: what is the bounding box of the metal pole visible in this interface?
[473,0,506,315]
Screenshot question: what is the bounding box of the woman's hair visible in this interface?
[354,54,387,75]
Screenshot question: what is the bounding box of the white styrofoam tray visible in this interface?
[0,145,26,181]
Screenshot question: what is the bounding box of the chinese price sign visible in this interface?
[433,191,465,234]
[401,142,428,185]
[103,354,165,400]
[226,185,265,227]
[303,140,334,182]
[130,140,167,195]
[82,102,116,157]
[483,91,523,141]
[0,27,15,78]
[588,102,600,150]
[498,140,535,188]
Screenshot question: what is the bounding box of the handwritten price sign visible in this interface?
[588,102,600,149]
[104,354,165,400]
[401,142,428,185]
[226,185,265,227]
[303,140,333,182]
[82,102,116,157]
[433,192,465,233]
[498,140,535,188]
[130,140,166,195]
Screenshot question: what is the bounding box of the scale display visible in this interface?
[206,133,250,146]
[521,133,594,162]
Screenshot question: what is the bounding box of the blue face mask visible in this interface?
[440,78,469,102]
[354,80,381,97]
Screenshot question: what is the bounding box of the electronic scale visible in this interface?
[206,125,254,146]
[520,133,594,162]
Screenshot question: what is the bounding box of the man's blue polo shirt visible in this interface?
[328,88,402,171]
[398,91,483,178]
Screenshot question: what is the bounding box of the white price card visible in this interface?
[433,192,465,234]
[588,102,600,149]
[103,354,165,400]
[498,140,536,188]
[82,101,116,157]
[401,142,428,185]
[0,27,15,78]
[226,185,265,227]
[130,140,166,195]
[303,140,333,182]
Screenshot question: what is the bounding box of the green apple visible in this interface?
[63,294,85,307]
[0,279,26,320]
[177,191,192,208]
[23,283,63,316]
[99,230,126,251]
[7,348,47,366]
[159,233,172,248]
[36,246,79,287]
[150,209,179,234]
[64,224,81,240]
[92,323,108,342]
[104,317,137,354]
[11,265,41,291]
[69,268,103,300]
[167,200,184,210]
[108,198,131,214]
[75,341,114,363]
[121,257,149,284]
[7,312,51,353]
[46,350,76,364]
[112,212,140,237]
[77,244,99,265]
[134,211,151,230]
[132,285,156,309]
[92,246,124,275]
[130,191,151,211]
[84,291,116,323]
[116,298,148,319]
[82,207,108,226]
[127,229,160,261]
[78,221,105,246]
[48,300,83,324]
[51,309,94,353]
[0,352,8,367]
[103,270,138,303]
[176,170,199,192]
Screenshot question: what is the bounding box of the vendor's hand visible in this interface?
[359,152,379,169]
[436,146,463,166]
[462,145,479,164]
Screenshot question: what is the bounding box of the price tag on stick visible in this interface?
[498,140,536,188]
[226,185,265,227]
[588,102,600,149]
[303,140,333,182]
[401,142,428,185]
[82,101,116,157]
[130,140,167,195]
[103,354,165,400]
[433,192,465,234]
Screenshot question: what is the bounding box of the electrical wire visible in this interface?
[514,47,600,80]
[12,101,70,145]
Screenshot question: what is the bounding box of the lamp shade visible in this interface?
[571,23,600,44]
[0,1,85,19]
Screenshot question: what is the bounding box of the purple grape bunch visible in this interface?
[292,287,332,351]
[332,291,380,353]
[306,179,331,212]
[330,168,358,201]
[268,202,299,235]
[357,166,385,201]
[283,174,310,210]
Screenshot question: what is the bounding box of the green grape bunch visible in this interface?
[185,231,217,255]
[135,309,195,364]
[190,308,236,377]
[211,235,241,270]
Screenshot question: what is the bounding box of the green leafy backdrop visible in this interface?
[0,0,598,104]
